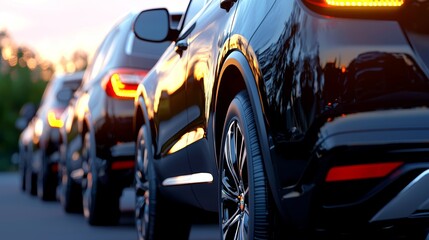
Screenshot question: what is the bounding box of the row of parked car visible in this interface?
[17,6,182,227]
[16,0,429,239]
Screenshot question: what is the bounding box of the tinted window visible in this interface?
[128,33,171,58]
[84,26,118,88]
[171,14,182,29]
[63,80,81,92]
[37,75,81,116]
[183,0,207,28]
[127,15,181,58]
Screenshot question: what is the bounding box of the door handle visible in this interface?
[175,40,188,55]
[220,0,237,11]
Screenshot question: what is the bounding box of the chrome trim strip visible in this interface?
[70,169,84,180]
[162,173,213,186]
[370,169,429,222]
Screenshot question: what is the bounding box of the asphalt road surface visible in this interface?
[0,172,218,240]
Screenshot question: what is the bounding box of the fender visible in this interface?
[217,50,283,212]
[134,85,155,160]
[82,112,96,156]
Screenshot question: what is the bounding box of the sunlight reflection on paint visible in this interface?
[169,128,205,154]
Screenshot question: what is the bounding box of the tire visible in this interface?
[20,156,26,191]
[25,157,37,196]
[81,132,120,226]
[60,167,83,213]
[219,91,272,239]
[60,137,83,213]
[37,151,57,201]
[135,125,192,240]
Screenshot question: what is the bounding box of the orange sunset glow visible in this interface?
[0,0,188,74]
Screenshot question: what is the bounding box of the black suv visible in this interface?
[22,71,83,200]
[133,0,429,239]
[59,11,182,224]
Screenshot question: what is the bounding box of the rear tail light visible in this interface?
[51,163,59,172]
[47,109,64,128]
[307,0,404,8]
[103,68,147,99]
[111,160,135,170]
[325,162,403,182]
[326,0,404,7]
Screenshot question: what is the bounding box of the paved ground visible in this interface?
[0,172,218,240]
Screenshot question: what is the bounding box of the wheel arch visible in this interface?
[133,99,145,140]
[133,88,152,142]
[80,114,96,160]
[215,50,282,211]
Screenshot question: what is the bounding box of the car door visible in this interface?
[148,1,209,191]
[181,0,240,211]
[137,0,220,208]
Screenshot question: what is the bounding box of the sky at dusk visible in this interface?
[0,0,189,70]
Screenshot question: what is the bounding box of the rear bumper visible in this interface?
[280,108,429,233]
[282,146,429,233]
[371,169,429,222]
[94,141,135,190]
[313,158,429,233]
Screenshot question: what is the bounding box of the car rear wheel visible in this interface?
[135,125,192,240]
[60,166,83,213]
[82,132,120,226]
[20,159,26,191]
[220,91,272,239]
[37,152,56,201]
[25,163,37,196]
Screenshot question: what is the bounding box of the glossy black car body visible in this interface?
[16,103,37,191]
[22,72,83,200]
[59,12,181,224]
[133,0,429,239]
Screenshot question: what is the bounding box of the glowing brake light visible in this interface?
[325,162,403,182]
[103,69,147,99]
[307,0,405,7]
[325,0,404,7]
[48,110,64,128]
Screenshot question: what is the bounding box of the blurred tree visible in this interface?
[60,49,88,73]
[0,30,54,171]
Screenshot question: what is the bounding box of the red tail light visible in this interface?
[307,0,404,7]
[111,160,135,170]
[103,69,147,99]
[325,162,403,182]
[326,0,404,7]
[47,109,64,128]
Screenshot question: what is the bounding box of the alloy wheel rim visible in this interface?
[221,120,249,240]
[135,135,149,239]
[81,137,91,219]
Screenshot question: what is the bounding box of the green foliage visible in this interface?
[0,64,48,171]
[0,30,87,171]
[0,31,54,171]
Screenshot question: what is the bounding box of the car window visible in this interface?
[83,27,118,88]
[126,32,171,59]
[171,14,182,29]
[125,14,182,59]
[62,80,81,93]
[182,0,207,29]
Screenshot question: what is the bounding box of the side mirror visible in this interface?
[15,117,31,131]
[134,8,173,42]
[15,102,37,130]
